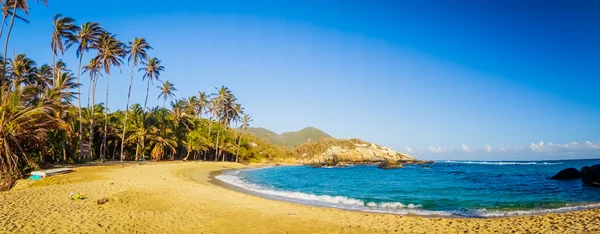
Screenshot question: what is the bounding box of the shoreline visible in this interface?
[208,165,600,219]
[2,162,600,233]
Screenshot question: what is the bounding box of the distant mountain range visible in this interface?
[244,127,332,148]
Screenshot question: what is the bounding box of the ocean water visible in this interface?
[216,159,600,217]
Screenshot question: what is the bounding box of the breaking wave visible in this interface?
[442,160,563,165]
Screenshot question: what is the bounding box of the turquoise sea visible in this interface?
[216,159,600,217]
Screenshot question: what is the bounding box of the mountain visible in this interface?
[244,127,332,148]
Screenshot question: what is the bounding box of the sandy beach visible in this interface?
[1,162,600,233]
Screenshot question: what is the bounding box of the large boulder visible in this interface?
[378,159,404,169]
[550,168,582,180]
[581,164,600,186]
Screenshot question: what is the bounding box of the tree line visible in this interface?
[0,0,287,190]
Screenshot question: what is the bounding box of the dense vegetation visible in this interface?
[245,126,332,148]
[0,1,288,190]
[287,138,368,158]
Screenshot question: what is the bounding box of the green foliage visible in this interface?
[287,138,368,158]
[245,126,332,148]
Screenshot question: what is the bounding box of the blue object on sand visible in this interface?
[29,175,42,181]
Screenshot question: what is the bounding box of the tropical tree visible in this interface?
[157,80,176,108]
[120,38,151,161]
[236,113,250,162]
[0,84,67,190]
[50,14,77,84]
[2,0,48,89]
[69,21,102,153]
[82,57,101,160]
[196,91,209,119]
[140,57,163,111]
[94,32,125,162]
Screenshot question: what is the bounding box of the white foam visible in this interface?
[216,171,436,215]
[443,160,563,165]
[473,203,600,217]
[216,168,598,217]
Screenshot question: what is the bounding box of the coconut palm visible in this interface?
[157,80,176,108]
[0,86,66,190]
[94,32,125,162]
[236,113,252,160]
[82,57,101,160]
[1,0,47,89]
[6,53,35,85]
[140,57,163,111]
[212,86,235,161]
[0,1,29,40]
[68,21,102,153]
[50,14,77,82]
[182,96,198,116]
[196,91,209,119]
[120,38,151,161]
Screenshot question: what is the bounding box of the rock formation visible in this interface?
[378,159,404,169]
[550,168,582,180]
[581,164,600,186]
[298,143,431,166]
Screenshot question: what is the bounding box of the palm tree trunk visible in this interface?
[51,48,56,85]
[90,75,99,161]
[144,79,150,111]
[63,142,67,162]
[0,16,6,45]
[1,2,19,91]
[222,112,229,162]
[236,134,242,163]
[215,126,220,162]
[207,120,213,160]
[163,98,166,109]
[102,74,110,163]
[120,63,136,162]
[233,124,239,163]
[183,149,190,161]
[77,55,84,158]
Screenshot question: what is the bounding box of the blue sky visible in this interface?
[8,0,600,160]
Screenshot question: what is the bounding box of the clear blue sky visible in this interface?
[9,0,600,160]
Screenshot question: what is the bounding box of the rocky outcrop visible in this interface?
[378,159,404,169]
[581,164,600,186]
[298,143,429,166]
[550,168,582,180]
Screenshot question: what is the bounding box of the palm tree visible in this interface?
[94,32,125,162]
[6,53,35,85]
[157,81,176,108]
[212,86,234,161]
[0,85,66,190]
[50,14,77,83]
[140,57,163,111]
[183,96,198,116]
[196,91,209,119]
[82,57,101,160]
[235,114,247,162]
[208,97,219,161]
[1,0,47,89]
[0,1,29,40]
[69,21,102,155]
[119,38,151,161]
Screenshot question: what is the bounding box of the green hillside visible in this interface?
[245,127,332,148]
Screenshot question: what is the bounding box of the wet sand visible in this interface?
[1,161,599,233]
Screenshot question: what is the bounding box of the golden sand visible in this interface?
[1,162,600,233]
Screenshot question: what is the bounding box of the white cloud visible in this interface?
[529,141,545,152]
[461,144,473,153]
[428,146,449,154]
[405,147,413,153]
[499,145,508,152]
[585,141,600,149]
[484,145,492,153]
